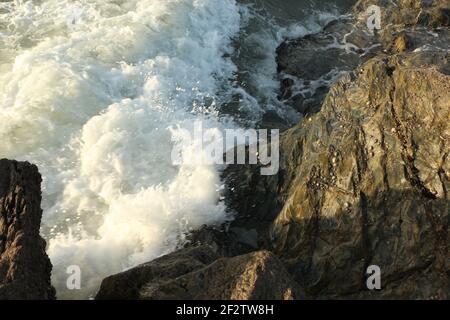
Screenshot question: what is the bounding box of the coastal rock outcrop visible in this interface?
[222,50,449,299]
[271,50,450,299]
[96,247,302,300]
[277,0,450,116]
[264,1,450,298]
[354,0,450,29]
[226,0,450,299]
[96,0,449,300]
[0,159,55,300]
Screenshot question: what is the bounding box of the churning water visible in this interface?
[0,0,350,298]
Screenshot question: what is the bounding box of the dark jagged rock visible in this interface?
[277,16,381,115]
[0,159,55,300]
[137,250,302,300]
[96,247,302,300]
[96,246,219,300]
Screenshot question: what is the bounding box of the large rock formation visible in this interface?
[96,246,302,300]
[96,0,449,300]
[354,0,450,29]
[271,51,449,299]
[227,1,449,299]
[221,52,449,300]
[0,159,55,299]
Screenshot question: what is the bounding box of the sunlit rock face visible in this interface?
[224,0,450,299]
[271,50,449,299]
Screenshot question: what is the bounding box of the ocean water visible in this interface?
[0,0,351,298]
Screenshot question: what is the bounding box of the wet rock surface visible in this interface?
[97,0,449,300]
[277,16,381,115]
[354,0,450,29]
[226,0,450,299]
[272,51,450,299]
[0,159,55,300]
[96,247,302,300]
[1,0,448,301]
[96,246,219,300]
[277,0,450,116]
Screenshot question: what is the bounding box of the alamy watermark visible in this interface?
[171,121,280,176]
[66,265,81,290]
[366,5,382,32]
[366,265,381,290]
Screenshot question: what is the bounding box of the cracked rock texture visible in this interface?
[96,246,302,300]
[354,0,450,29]
[222,0,450,299]
[96,0,449,300]
[271,51,449,299]
[222,50,450,300]
[277,0,450,116]
[0,159,55,300]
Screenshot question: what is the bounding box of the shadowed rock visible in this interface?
[96,247,302,300]
[276,16,381,115]
[231,50,450,299]
[0,159,55,300]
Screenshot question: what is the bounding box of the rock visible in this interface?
[354,0,450,28]
[434,7,450,27]
[276,51,449,299]
[225,1,450,299]
[276,16,381,115]
[0,159,55,300]
[260,110,291,131]
[393,33,410,53]
[277,19,377,81]
[277,16,381,115]
[235,50,449,299]
[143,250,302,300]
[277,0,450,116]
[187,224,259,258]
[355,0,450,50]
[96,246,220,300]
[221,160,284,251]
[96,248,302,300]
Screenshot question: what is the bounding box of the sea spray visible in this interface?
[0,0,346,299]
[0,0,241,298]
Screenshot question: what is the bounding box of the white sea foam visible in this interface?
[0,0,343,299]
[0,0,241,298]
